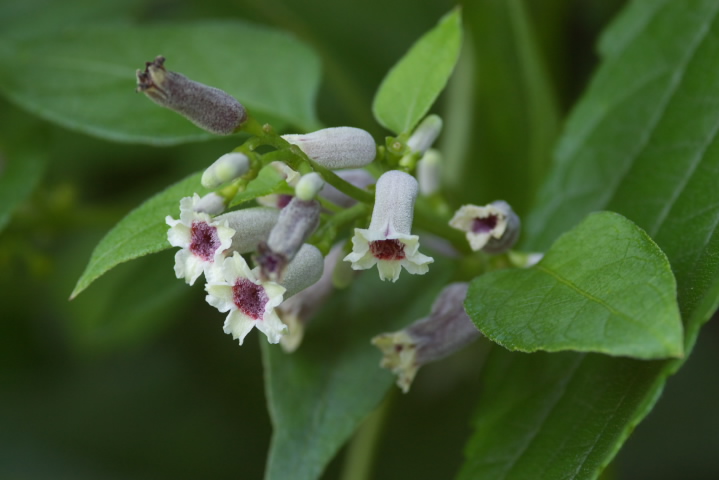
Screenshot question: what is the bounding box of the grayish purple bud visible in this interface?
[193,193,226,215]
[136,56,247,135]
[255,197,321,281]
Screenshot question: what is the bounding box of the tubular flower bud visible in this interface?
[407,115,443,155]
[295,172,325,201]
[166,194,235,285]
[372,282,481,393]
[416,149,442,196]
[214,207,280,258]
[449,201,520,253]
[255,197,321,281]
[136,56,247,135]
[344,171,433,282]
[278,243,344,353]
[202,153,250,189]
[282,127,376,169]
[193,192,226,215]
[320,169,375,208]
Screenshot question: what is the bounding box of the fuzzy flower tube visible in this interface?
[373,282,481,392]
[344,170,433,282]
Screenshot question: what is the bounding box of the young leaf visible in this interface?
[372,8,462,135]
[262,260,453,480]
[71,167,284,299]
[0,21,322,145]
[460,1,719,478]
[466,211,682,359]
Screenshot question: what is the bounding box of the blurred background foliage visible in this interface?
[0,0,717,478]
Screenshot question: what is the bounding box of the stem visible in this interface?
[308,159,375,204]
[339,393,393,480]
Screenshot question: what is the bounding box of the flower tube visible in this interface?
[344,170,433,282]
[372,282,481,393]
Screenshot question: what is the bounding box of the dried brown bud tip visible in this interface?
[136,55,247,135]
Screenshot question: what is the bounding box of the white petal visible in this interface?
[167,220,190,248]
[205,284,235,313]
[467,232,491,251]
[376,260,402,282]
[263,282,286,308]
[184,254,205,285]
[255,309,288,344]
[222,310,256,345]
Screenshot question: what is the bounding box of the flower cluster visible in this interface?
[143,57,526,390]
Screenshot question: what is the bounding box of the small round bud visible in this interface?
[202,152,250,189]
[282,127,376,168]
[295,172,325,201]
[193,192,226,215]
[407,115,443,155]
[136,56,247,135]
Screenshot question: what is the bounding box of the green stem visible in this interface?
[308,159,375,204]
[339,393,394,480]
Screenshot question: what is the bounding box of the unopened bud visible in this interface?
[193,192,226,215]
[282,127,376,168]
[407,115,442,155]
[255,197,321,281]
[215,207,280,255]
[449,201,520,253]
[202,153,250,189]
[416,149,442,196]
[136,56,247,135]
[372,282,480,393]
[279,243,344,352]
[295,172,325,201]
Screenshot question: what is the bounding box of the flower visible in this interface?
[205,252,287,345]
[166,194,235,285]
[449,200,520,253]
[344,170,433,282]
[282,127,376,168]
[136,56,246,135]
[372,282,481,393]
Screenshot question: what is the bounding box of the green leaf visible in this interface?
[460,1,719,478]
[372,8,462,135]
[0,143,46,232]
[262,260,453,480]
[442,0,559,216]
[0,21,322,145]
[70,166,284,299]
[466,211,682,359]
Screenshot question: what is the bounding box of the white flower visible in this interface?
[448,201,520,253]
[166,194,235,285]
[344,170,433,282]
[205,252,287,345]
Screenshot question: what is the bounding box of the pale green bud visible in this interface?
[202,152,250,189]
[295,172,325,201]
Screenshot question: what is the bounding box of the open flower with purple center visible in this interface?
[344,170,433,282]
[448,200,520,253]
[166,194,235,285]
[205,252,287,345]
